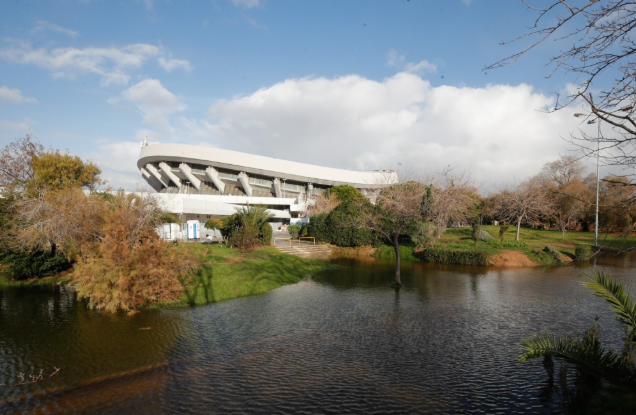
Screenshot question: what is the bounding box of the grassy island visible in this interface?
[368,225,636,266]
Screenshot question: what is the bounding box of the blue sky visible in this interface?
[0,0,601,189]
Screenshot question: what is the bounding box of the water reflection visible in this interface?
[1,253,635,413]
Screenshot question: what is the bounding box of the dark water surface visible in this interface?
[1,254,636,414]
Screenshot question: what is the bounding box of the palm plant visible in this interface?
[519,268,636,388]
[235,204,274,229]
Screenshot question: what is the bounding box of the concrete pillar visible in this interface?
[205,166,226,194]
[140,167,163,192]
[179,163,201,191]
[273,178,282,198]
[238,172,253,197]
[159,161,182,190]
[145,163,169,188]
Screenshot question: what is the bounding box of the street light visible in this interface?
[574,112,600,247]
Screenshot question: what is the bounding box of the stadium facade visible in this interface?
[138,143,398,235]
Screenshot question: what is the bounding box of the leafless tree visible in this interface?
[492,178,555,241]
[426,168,478,233]
[0,135,43,190]
[307,192,341,216]
[487,1,636,176]
[9,187,106,257]
[538,156,592,238]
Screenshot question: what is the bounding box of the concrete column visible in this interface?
[179,163,201,191]
[238,172,253,197]
[140,167,163,192]
[205,166,226,194]
[273,178,282,198]
[159,161,182,190]
[145,163,169,188]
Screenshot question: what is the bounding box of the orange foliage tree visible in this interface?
[73,192,197,312]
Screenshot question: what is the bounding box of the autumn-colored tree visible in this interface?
[73,191,196,311]
[31,150,104,191]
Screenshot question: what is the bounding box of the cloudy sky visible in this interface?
[0,0,608,190]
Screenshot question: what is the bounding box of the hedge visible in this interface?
[415,248,490,266]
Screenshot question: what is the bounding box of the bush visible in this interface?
[306,213,330,243]
[416,248,490,266]
[326,201,375,247]
[229,225,260,252]
[288,224,302,238]
[575,244,594,262]
[543,245,562,263]
[260,223,273,246]
[409,221,441,247]
[3,251,72,280]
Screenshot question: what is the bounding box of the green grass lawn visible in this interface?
[157,243,339,308]
[374,226,636,266]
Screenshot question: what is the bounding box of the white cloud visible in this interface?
[32,21,78,37]
[89,141,147,190]
[104,72,593,190]
[157,57,192,72]
[200,73,584,187]
[387,49,437,75]
[0,42,190,85]
[404,60,437,75]
[0,119,34,132]
[118,79,186,135]
[386,49,405,67]
[231,0,261,8]
[0,86,37,104]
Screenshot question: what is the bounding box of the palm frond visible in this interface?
[581,268,636,333]
[519,332,635,385]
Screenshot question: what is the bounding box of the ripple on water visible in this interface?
[2,253,635,414]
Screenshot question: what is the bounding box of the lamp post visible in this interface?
[574,113,600,247]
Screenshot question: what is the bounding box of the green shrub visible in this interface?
[575,244,594,262]
[306,213,330,243]
[543,245,562,263]
[416,248,490,266]
[409,221,441,247]
[288,224,302,238]
[260,223,273,246]
[326,201,375,247]
[3,251,72,280]
[328,185,367,204]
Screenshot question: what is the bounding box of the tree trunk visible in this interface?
[393,238,401,287]
[516,216,522,241]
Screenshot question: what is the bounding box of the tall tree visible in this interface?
[31,150,104,191]
[355,181,427,286]
[492,178,554,241]
[539,156,592,238]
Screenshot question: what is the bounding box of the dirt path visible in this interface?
[488,250,537,267]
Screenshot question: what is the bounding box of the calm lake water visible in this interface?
[1,254,636,414]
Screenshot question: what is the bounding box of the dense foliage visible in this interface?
[416,248,490,266]
[220,205,274,251]
[1,250,71,280]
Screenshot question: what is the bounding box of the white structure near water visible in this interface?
[138,143,398,238]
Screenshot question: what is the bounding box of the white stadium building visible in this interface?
[138,142,398,238]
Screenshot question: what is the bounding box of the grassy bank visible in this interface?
[371,225,636,266]
[158,243,339,308]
